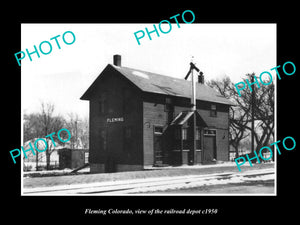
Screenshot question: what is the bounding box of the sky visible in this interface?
[21,23,276,119]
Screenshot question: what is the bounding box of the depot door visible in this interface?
[203,135,216,162]
[153,126,164,166]
[154,134,163,165]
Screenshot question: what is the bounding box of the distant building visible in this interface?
[23,139,88,171]
[58,148,89,169]
[81,55,233,173]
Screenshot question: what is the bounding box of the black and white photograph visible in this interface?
[4,5,298,220]
[20,23,276,195]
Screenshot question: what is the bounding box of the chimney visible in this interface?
[198,72,204,84]
[113,54,121,67]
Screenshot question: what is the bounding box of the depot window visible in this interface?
[196,128,201,149]
[196,128,201,140]
[154,126,163,135]
[182,128,188,140]
[165,97,173,112]
[174,127,187,140]
[204,129,216,136]
[210,104,217,117]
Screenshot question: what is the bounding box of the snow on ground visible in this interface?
[23,167,89,178]
[144,161,273,170]
[24,168,72,175]
[23,168,275,195]
[126,171,275,194]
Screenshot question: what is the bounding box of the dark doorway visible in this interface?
[154,126,163,166]
[203,135,217,162]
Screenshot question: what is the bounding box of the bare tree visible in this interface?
[80,116,89,149]
[66,113,80,149]
[23,103,88,170]
[23,113,43,142]
[207,74,274,158]
[237,74,274,154]
[207,76,250,157]
[24,113,44,170]
[65,113,89,149]
[38,102,65,170]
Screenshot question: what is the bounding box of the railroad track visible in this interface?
[23,168,274,195]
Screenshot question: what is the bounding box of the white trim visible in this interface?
[203,128,217,136]
[172,149,202,152]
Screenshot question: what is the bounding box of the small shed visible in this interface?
[58,148,89,169]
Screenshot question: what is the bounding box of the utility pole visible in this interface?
[251,74,255,154]
[191,61,196,112]
[75,120,81,149]
[184,57,200,165]
[75,120,78,149]
[191,63,196,165]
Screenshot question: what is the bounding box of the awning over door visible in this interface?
[170,110,208,127]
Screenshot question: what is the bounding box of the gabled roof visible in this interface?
[170,110,208,127]
[171,111,195,126]
[81,64,233,106]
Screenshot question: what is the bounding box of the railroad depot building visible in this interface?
[81,55,233,173]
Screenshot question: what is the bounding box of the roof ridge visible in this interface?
[111,64,188,82]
